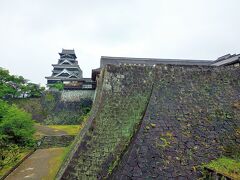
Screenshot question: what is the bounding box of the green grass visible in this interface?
[0,149,32,178]
[204,157,240,179]
[42,145,73,180]
[47,125,82,135]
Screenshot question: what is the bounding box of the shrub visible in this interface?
[49,82,64,91]
[0,140,21,170]
[0,100,35,146]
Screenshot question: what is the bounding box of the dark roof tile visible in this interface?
[100,56,213,67]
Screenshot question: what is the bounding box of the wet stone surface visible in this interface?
[112,65,240,179]
[59,65,240,179]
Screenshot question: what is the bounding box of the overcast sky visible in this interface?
[0,0,239,85]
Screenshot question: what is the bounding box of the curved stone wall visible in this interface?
[59,65,154,179]
[112,65,240,179]
[58,65,240,179]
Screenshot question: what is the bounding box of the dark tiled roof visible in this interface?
[61,49,75,55]
[45,76,82,80]
[216,54,232,61]
[82,78,93,82]
[46,76,93,82]
[100,54,240,67]
[92,68,101,71]
[52,64,80,68]
[100,56,213,67]
[212,54,240,66]
[59,49,77,58]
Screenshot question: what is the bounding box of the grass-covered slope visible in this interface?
[59,65,154,179]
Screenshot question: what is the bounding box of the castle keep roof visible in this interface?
[59,49,77,58]
[46,49,82,82]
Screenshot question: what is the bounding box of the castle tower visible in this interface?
[46,49,84,88]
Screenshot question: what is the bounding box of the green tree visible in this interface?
[49,82,64,91]
[0,100,35,146]
[20,83,45,98]
[0,68,25,98]
[0,67,45,98]
[27,83,45,97]
[0,68,16,98]
[0,100,8,120]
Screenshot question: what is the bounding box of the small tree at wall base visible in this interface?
[49,82,64,91]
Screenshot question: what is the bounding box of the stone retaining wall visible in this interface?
[112,65,240,179]
[38,135,75,149]
[12,89,95,124]
[59,65,154,179]
[58,65,240,179]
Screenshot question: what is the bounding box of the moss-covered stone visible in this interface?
[59,65,154,179]
[112,65,240,179]
[58,64,240,179]
[203,156,240,179]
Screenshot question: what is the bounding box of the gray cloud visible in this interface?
[0,0,239,85]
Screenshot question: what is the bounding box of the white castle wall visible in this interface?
[60,90,95,102]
